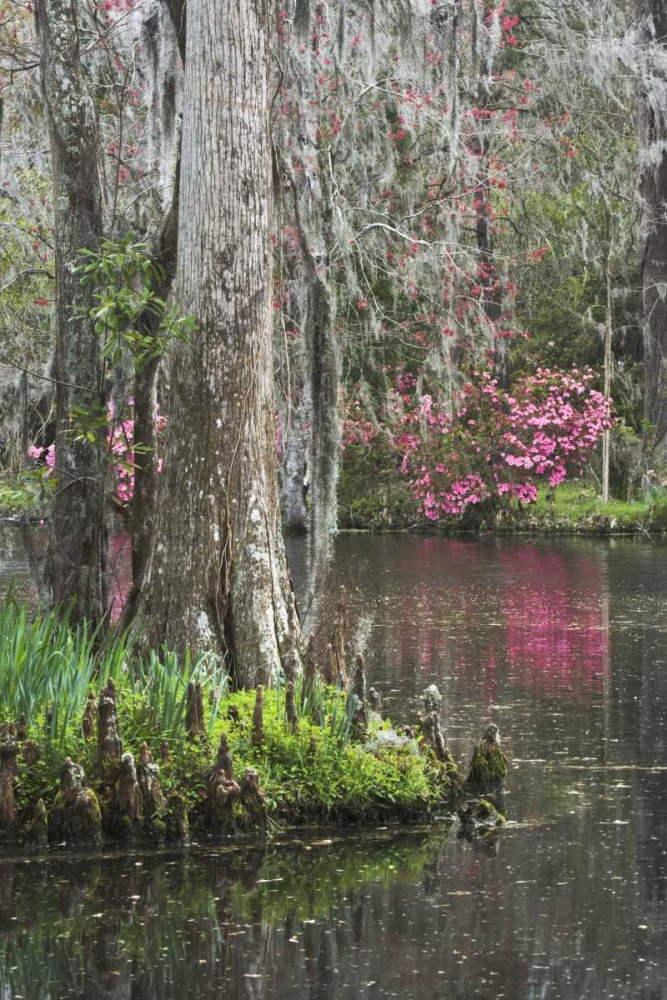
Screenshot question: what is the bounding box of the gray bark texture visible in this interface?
[637,0,667,453]
[36,0,107,625]
[281,386,310,531]
[123,1,184,623]
[134,0,303,686]
[282,146,339,566]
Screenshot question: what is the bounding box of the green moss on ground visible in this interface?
[338,454,667,536]
[516,483,667,534]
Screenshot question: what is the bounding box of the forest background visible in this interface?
[0,1,666,668]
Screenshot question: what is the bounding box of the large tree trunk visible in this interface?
[36,0,107,625]
[637,0,667,455]
[133,0,303,686]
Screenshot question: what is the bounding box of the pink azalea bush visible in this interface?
[343,367,614,522]
[405,368,614,519]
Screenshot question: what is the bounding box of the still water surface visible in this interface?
[1,530,667,998]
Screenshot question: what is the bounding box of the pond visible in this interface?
[1,529,667,998]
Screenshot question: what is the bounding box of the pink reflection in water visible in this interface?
[365,538,609,705]
[499,546,608,699]
[70,533,612,704]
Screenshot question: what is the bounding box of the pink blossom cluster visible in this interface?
[108,411,135,502]
[342,399,378,447]
[342,365,613,521]
[406,367,613,519]
[28,442,54,468]
[28,403,167,504]
[494,368,610,489]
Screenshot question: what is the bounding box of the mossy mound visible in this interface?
[1,685,460,850]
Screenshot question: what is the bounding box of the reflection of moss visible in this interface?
[230,830,452,922]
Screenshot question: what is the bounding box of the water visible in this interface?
[2,529,667,998]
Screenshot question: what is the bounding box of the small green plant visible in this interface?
[76,236,196,372]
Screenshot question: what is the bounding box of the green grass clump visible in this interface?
[525,483,660,533]
[200,685,446,825]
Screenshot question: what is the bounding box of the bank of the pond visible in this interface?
[0,599,507,852]
[338,480,667,537]
[3,472,667,537]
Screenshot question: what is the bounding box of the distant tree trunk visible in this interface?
[281,144,339,571]
[36,0,107,625]
[472,2,503,371]
[124,2,183,617]
[637,0,667,455]
[307,154,339,572]
[133,0,303,685]
[602,256,614,503]
[281,384,310,532]
[276,245,310,532]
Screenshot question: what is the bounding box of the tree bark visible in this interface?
[36,0,107,625]
[281,146,339,570]
[123,2,184,623]
[128,147,181,600]
[281,385,310,532]
[165,0,187,64]
[602,260,613,502]
[133,0,303,686]
[637,0,667,455]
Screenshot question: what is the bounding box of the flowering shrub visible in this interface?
[342,367,613,522]
[404,368,614,519]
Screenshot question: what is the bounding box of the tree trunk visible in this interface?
[128,146,181,600]
[165,0,187,63]
[36,0,107,625]
[133,0,303,686]
[281,144,339,571]
[281,386,310,532]
[637,0,667,455]
[307,157,339,573]
[122,2,184,624]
